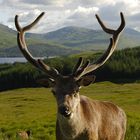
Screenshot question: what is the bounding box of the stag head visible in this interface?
[15,12,125,118]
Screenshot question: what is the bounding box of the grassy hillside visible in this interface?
[0,42,80,57]
[0,24,80,57]
[0,24,140,56]
[43,26,140,50]
[0,82,139,139]
[0,24,17,48]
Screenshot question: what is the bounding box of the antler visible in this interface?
[73,12,125,80]
[15,12,60,79]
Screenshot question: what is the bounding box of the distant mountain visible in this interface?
[0,24,17,48]
[43,26,104,41]
[124,28,140,37]
[42,26,109,50]
[0,24,140,57]
[42,26,140,50]
[0,25,80,57]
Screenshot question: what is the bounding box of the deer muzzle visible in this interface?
[59,105,72,118]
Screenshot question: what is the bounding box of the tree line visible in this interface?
[0,46,140,91]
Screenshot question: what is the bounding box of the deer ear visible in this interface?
[78,75,96,87]
[36,78,55,88]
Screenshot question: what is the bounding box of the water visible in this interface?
[0,56,56,64]
[0,57,51,64]
[0,57,27,64]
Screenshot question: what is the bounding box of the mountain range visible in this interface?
[0,24,140,57]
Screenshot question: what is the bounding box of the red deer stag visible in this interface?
[15,12,126,140]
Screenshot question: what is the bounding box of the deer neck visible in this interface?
[57,99,86,139]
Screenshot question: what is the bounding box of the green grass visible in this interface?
[0,82,140,139]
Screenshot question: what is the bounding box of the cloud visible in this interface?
[0,0,140,33]
[21,0,68,7]
[21,0,51,5]
[69,6,99,19]
[126,12,140,31]
[11,9,42,22]
[62,6,100,29]
[6,9,46,32]
[129,12,140,21]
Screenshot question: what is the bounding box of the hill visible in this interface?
[42,26,140,50]
[0,24,80,57]
[0,24,140,57]
[0,24,17,48]
[42,26,109,50]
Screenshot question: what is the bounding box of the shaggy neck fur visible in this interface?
[57,100,86,139]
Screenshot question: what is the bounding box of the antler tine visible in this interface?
[15,12,59,79]
[38,59,59,76]
[74,12,125,79]
[95,12,125,36]
[95,14,115,34]
[117,12,125,34]
[15,12,45,32]
[74,60,90,79]
[79,38,114,75]
[72,57,84,75]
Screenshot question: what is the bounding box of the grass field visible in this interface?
[0,82,140,140]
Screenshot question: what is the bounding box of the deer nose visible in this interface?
[59,105,71,117]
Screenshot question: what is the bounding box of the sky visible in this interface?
[0,0,140,33]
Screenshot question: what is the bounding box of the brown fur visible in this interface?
[56,96,126,140]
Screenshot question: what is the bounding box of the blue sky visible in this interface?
[0,0,140,33]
